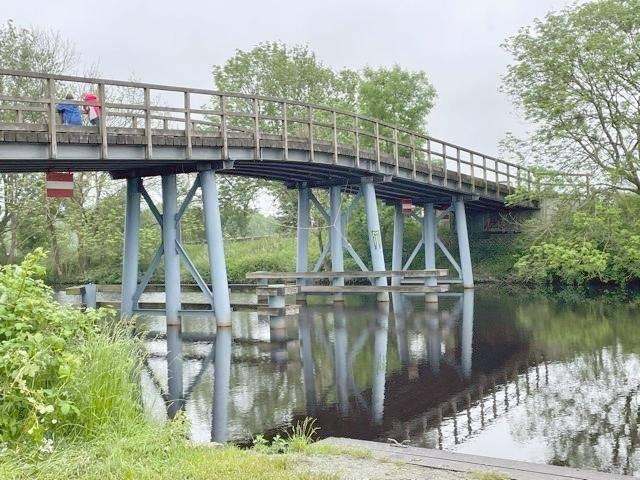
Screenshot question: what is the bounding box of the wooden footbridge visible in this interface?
[0,69,537,325]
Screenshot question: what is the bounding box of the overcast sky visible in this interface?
[3,0,574,156]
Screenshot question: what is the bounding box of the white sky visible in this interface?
[2,0,574,157]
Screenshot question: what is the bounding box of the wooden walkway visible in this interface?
[319,438,628,480]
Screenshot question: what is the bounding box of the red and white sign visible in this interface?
[401,198,413,215]
[46,172,74,198]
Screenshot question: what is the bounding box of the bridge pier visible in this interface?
[391,204,404,287]
[329,186,345,302]
[362,180,388,302]
[454,197,474,289]
[162,174,182,326]
[296,186,310,288]
[200,168,231,327]
[121,177,140,317]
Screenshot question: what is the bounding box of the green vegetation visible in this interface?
[0,251,338,479]
[512,195,640,285]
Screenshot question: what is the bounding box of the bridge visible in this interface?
[0,69,536,326]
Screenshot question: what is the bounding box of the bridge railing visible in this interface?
[0,69,532,198]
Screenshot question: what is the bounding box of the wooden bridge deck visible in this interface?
[0,69,538,212]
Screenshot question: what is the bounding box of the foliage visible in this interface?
[359,65,436,134]
[514,195,640,285]
[503,0,640,193]
[0,249,119,444]
[253,418,320,455]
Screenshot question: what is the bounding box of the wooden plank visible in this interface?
[300,284,449,294]
[65,283,256,295]
[319,438,627,480]
[255,284,300,296]
[246,269,449,280]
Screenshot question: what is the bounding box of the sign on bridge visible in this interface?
[45,172,74,198]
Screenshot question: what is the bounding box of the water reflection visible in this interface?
[138,288,640,475]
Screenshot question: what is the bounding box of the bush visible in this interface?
[515,196,640,285]
[0,249,130,445]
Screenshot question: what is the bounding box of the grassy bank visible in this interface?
[0,250,342,479]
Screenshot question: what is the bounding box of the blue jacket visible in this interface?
[56,103,82,125]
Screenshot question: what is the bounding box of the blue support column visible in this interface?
[121,177,140,317]
[454,197,474,288]
[391,204,404,287]
[200,169,232,326]
[461,289,474,379]
[423,203,438,304]
[296,186,310,287]
[371,303,389,425]
[362,181,388,302]
[212,326,232,443]
[162,174,181,326]
[329,186,344,302]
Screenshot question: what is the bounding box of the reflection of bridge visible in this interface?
[1,70,537,326]
[140,290,547,447]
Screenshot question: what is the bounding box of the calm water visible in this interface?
[84,288,640,475]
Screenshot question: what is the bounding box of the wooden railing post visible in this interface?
[470,153,476,192]
[354,116,360,168]
[456,148,462,190]
[47,77,57,159]
[393,128,399,176]
[374,121,381,171]
[442,143,447,186]
[410,134,416,180]
[184,91,192,160]
[144,87,152,159]
[307,105,314,162]
[282,101,289,160]
[483,156,488,195]
[332,110,338,164]
[253,97,260,160]
[98,82,108,159]
[427,138,433,183]
[220,95,228,160]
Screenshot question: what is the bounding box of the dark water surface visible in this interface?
[133,289,640,475]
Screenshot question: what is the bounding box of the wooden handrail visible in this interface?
[0,68,539,196]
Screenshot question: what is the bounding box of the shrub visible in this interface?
[0,249,120,445]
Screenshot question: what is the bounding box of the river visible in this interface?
[66,288,640,475]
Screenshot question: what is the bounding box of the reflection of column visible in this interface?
[270,314,288,364]
[425,304,441,374]
[166,324,184,419]
[334,304,349,416]
[461,289,474,379]
[391,294,409,369]
[212,326,232,443]
[298,306,317,416]
[371,303,389,425]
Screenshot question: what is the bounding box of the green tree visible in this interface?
[212,42,437,262]
[359,65,436,134]
[503,0,640,193]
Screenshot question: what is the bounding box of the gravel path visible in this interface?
[296,454,469,480]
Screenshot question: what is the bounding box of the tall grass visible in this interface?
[63,324,145,439]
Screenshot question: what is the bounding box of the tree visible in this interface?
[211,42,438,257]
[503,0,640,193]
[0,21,78,265]
[359,65,436,134]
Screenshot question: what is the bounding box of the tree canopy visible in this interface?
[503,0,640,194]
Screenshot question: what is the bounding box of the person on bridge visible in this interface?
[55,94,82,126]
[81,92,101,126]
